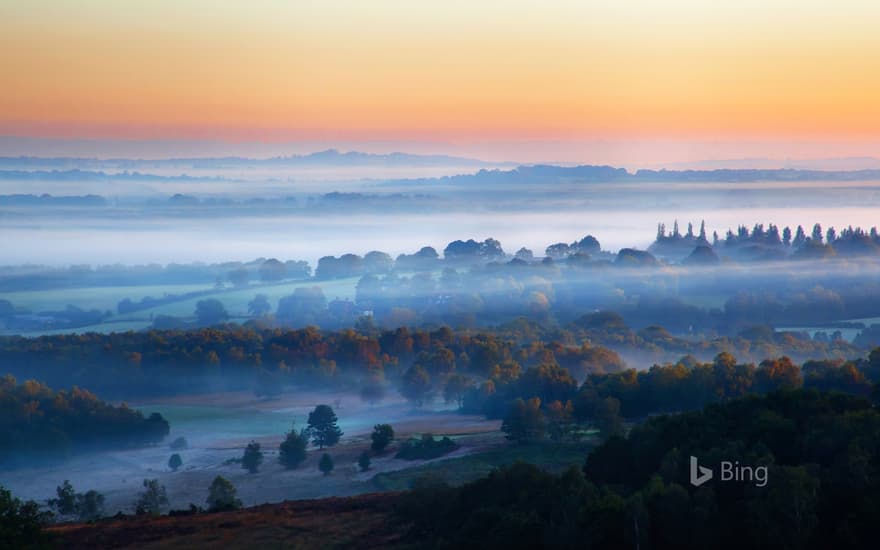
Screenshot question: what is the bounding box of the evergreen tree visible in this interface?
[306,405,343,449]
[242,441,263,473]
[371,424,395,453]
[168,453,183,471]
[358,450,371,472]
[279,425,308,469]
[319,453,335,476]
[206,476,241,512]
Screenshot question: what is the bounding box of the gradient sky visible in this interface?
[2,0,880,159]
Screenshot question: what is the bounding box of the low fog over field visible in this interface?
[3,151,880,527]
[0,388,500,514]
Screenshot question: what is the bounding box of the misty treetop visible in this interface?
[0,324,631,398]
[0,376,169,467]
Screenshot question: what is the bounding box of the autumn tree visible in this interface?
[443,374,474,409]
[501,397,546,443]
[400,365,432,407]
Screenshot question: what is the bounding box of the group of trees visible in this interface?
[48,480,105,522]
[652,220,880,262]
[241,405,345,476]
[0,376,170,467]
[483,348,880,446]
[399,388,880,549]
[0,258,310,294]
[0,324,628,400]
[576,350,880,419]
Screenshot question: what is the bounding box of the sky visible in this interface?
[2,0,880,163]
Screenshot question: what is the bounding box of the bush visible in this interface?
[279,427,308,469]
[358,450,371,472]
[242,441,263,473]
[319,453,334,475]
[206,476,241,512]
[395,434,458,460]
[134,479,168,516]
[371,424,395,453]
[0,485,52,548]
[168,453,183,471]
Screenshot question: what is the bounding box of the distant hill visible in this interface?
[3,161,880,187]
[388,164,880,187]
[0,149,514,170]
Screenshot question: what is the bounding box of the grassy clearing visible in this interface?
[4,276,365,336]
[370,437,597,491]
[4,283,212,313]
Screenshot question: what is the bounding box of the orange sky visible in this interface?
[2,0,880,152]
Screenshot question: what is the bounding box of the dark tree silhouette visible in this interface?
[168,453,183,471]
[242,441,263,473]
[206,476,241,512]
[371,424,395,453]
[306,405,343,449]
[279,425,308,469]
[319,453,334,476]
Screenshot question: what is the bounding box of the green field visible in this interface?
[4,276,365,336]
[370,437,597,491]
[4,283,212,313]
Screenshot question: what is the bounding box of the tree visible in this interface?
[575,235,601,254]
[77,490,104,521]
[545,400,575,441]
[248,294,271,317]
[279,426,308,469]
[48,480,105,522]
[371,424,395,453]
[501,397,546,443]
[242,441,263,473]
[170,436,188,451]
[206,476,241,512]
[195,298,228,326]
[319,453,335,475]
[168,453,183,471]
[276,287,327,325]
[400,365,432,407]
[595,397,624,439]
[48,480,77,517]
[358,450,371,472]
[515,247,534,261]
[0,485,52,548]
[259,258,287,282]
[135,479,168,516]
[306,405,343,449]
[545,242,571,259]
[227,267,250,287]
[360,380,386,406]
[443,374,474,409]
[363,251,394,274]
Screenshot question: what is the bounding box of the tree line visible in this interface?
[0,376,169,468]
[398,388,880,549]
